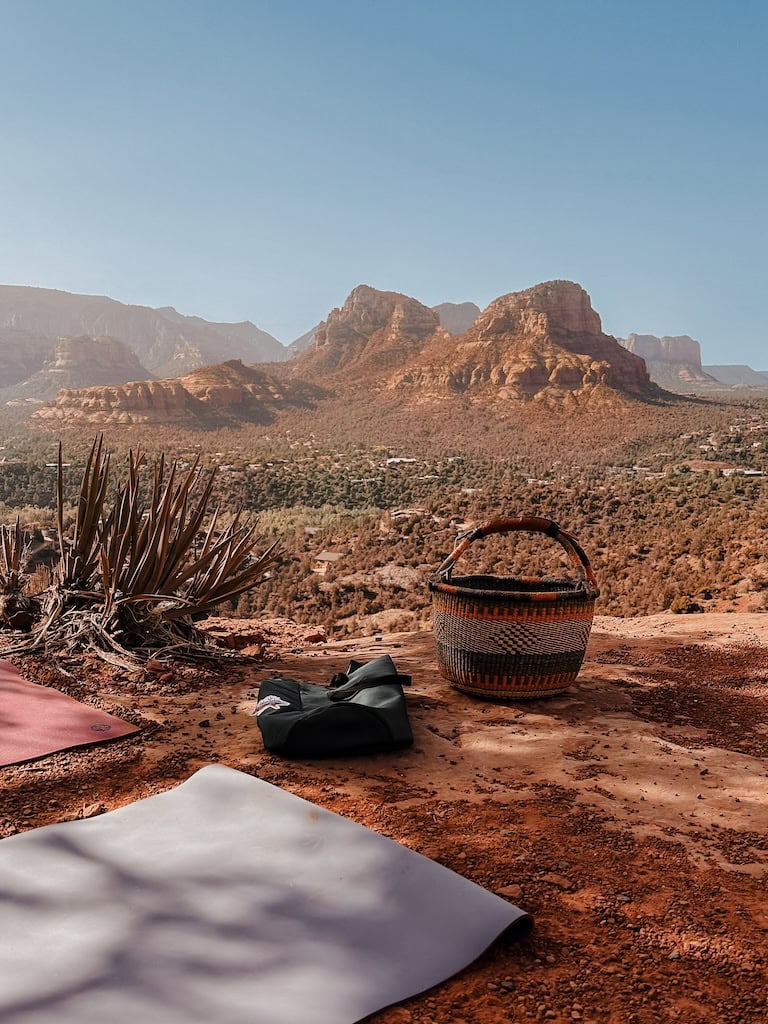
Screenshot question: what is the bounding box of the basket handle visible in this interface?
[436,516,598,588]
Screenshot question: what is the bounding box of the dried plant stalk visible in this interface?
[0,516,26,593]
[0,516,38,631]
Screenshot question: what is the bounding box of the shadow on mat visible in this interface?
[0,813,529,1023]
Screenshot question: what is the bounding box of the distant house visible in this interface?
[313,551,343,576]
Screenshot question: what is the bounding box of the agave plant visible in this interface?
[3,436,281,664]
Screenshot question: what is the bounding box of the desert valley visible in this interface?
[4,6,767,1022]
[1,278,767,1024]
[1,278,766,636]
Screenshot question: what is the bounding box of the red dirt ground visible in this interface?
[1,612,767,1024]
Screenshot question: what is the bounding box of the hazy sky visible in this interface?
[1,1,766,363]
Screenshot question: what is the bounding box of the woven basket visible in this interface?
[429,516,599,699]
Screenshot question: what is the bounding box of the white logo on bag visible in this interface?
[252,695,291,716]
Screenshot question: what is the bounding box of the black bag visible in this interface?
[255,655,413,758]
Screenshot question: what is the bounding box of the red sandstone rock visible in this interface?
[299,285,442,374]
[399,280,656,400]
[31,359,324,427]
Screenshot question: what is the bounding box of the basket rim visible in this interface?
[429,575,600,601]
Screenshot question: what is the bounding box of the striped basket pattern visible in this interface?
[429,517,599,700]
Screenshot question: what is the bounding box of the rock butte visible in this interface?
[32,280,663,427]
[298,284,442,374]
[395,280,656,399]
[621,333,719,390]
[32,360,325,427]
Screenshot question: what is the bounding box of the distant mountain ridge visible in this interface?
[287,325,318,357]
[703,365,768,388]
[432,301,481,335]
[33,280,662,431]
[617,332,768,392]
[4,336,152,404]
[0,285,287,394]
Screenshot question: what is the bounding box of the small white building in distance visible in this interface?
[313,551,343,576]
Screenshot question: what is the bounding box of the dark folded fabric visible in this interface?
[255,654,413,758]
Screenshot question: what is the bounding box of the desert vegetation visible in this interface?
[0,437,279,665]
[1,397,766,639]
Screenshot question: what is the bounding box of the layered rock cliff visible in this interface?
[0,327,54,388]
[620,333,718,391]
[7,336,152,402]
[32,360,325,428]
[623,333,703,367]
[399,281,655,400]
[296,285,442,374]
[32,379,200,427]
[0,285,286,381]
[180,360,324,417]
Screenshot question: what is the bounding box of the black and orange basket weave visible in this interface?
[429,516,599,699]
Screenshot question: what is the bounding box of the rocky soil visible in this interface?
[1,612,767,1023]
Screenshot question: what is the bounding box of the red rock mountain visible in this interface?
[6,336,152,404]
[32,360,325,428]
[296,285,441,374]
[30,282,664,430]
[288,298,480,360]
[397,281,655,400]
[620,333,718,391]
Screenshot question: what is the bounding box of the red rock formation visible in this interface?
[623,333,703,368]
[400,281,655,399]
[33,380,201,426]
[31,360,325,428]
[621,334,719,391]
[298,285,441,374]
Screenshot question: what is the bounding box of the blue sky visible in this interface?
[1,0,766,363]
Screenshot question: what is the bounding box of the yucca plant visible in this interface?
[0,516,38,630]
[3,436,281,665]
[0,516,26,594]
[55,435,111,592]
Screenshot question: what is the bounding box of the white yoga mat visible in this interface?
[0,764,531,1024]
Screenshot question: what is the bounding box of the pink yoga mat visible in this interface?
[0,659,138,767]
